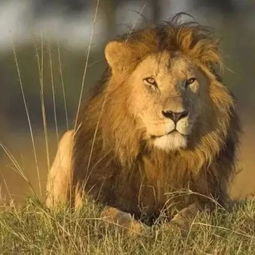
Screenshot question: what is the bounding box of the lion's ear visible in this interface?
[105,41,135,74]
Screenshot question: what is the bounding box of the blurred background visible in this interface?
[0,0,254,204]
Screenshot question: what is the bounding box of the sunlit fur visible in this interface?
[47,15,240,223]
[153,132,187,151]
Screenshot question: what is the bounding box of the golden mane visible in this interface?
[47,15,240,227]
[104,16,222,77]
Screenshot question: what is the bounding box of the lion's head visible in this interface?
[106,49,210,151]
[100,20,236,163]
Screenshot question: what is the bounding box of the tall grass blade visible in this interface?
[126,2,147,39]
[74,0,100,130]
[34,35,51,172]
[0,144,37,197]
[47,42,59,143]
[57,42,69,131]
[11,40,42,197]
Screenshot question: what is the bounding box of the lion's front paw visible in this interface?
[101,207,144,236]
[169,203,199,231]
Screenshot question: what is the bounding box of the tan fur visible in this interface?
[46,131,74,208]
[46,16,240,231]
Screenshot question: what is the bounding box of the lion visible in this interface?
[46,16,240,233]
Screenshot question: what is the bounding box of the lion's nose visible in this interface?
[162,110,189,122]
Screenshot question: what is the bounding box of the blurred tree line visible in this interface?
[0,0,254,135]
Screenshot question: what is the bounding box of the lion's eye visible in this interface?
[143,77,157,87]
[185,77,196,87]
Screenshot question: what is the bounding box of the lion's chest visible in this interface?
[89,155,195,220]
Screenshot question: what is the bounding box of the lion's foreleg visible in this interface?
[46,130,75,208]
[101,206,144,236]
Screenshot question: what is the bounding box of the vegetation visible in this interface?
[0,198,255,254]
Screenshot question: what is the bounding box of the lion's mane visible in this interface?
[72,15,240,222]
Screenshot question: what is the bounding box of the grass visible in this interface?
[0,198,255,254]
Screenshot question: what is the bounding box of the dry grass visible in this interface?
[0,198,255,254]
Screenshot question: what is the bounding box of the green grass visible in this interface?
[0,199,255,254]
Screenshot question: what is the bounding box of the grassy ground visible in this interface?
[0,198,255,254]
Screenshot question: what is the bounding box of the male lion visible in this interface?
[46,16,240,233]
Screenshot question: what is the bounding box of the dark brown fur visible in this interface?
[72,16,240,224]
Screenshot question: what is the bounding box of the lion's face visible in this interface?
[126,51,209,151]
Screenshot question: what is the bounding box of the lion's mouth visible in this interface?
[151,129,188,139]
